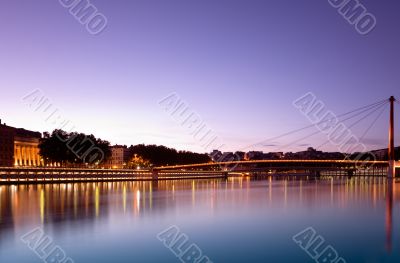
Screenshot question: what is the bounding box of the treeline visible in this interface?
[127,144,211,166]
[39,130,210,167]
[39,130,111,166]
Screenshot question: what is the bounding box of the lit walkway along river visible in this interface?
[0,177,399,262]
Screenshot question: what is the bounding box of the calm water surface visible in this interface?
[0,177,399,262]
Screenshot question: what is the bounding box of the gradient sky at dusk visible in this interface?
[1,0,400,153]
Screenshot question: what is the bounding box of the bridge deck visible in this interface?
[155,159,389,170]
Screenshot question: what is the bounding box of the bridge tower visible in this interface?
[388,96,396,178]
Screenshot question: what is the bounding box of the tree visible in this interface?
[127,144,210,166]
[127,154,151,169]
[39,129,111,166]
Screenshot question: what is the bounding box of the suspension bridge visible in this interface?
[154,96,399,178]
[0,96,398,184]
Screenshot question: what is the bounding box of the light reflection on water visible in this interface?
[0,177,399,262]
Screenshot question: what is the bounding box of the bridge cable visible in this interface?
[356,103,388,146]
[246,99,388,150]
[276,101,389,152]
[316,102,389,150]
[245,99,389,149]
[268,105,385,153]
[328,100,387,125]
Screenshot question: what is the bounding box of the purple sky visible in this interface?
[1,0,399,153]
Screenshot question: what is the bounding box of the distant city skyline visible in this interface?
[1,0,400,153]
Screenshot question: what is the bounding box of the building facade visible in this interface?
[14,128,43,166]
[106,145,130,169]
[0,120,43,167]
[0,122,15,167]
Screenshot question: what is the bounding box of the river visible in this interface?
[0,177,399,262]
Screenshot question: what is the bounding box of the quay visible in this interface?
[0,167,228,185]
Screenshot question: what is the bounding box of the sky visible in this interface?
[1,0,400,153]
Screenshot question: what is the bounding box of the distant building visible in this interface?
[263,152,284,160]
[220,152,236,162]
[210,150,222,162]
[323,152,343,160]
[369,147,400,161]
[0,121,15,167]
[298,147,322,159]
[106,145,129,169]
[234,151,245,161]
[242,151,284,160]
[209,150,239,162]
[245,151,264,160]
[284,148,343,160]
[284,152,295,160]
[370,148,387,160]
[0,120,43,167]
